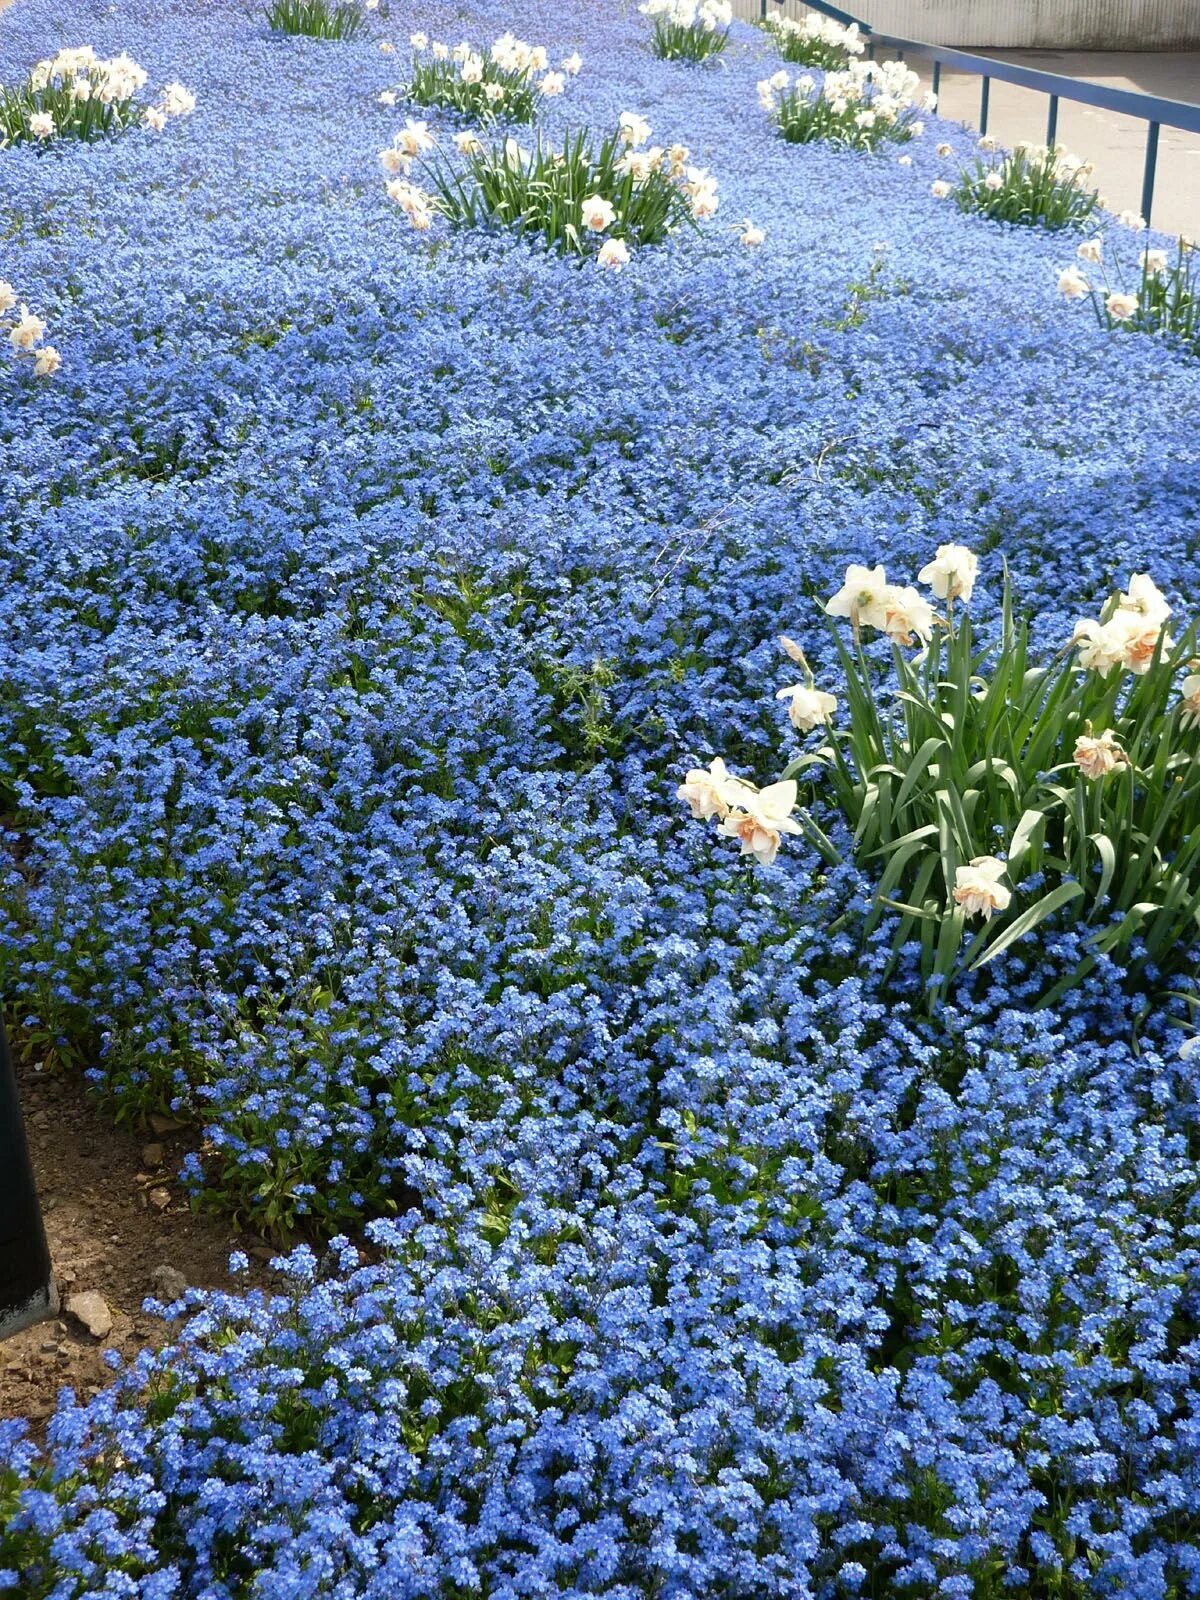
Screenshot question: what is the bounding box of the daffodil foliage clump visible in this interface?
[383,113,717,266]
[941,138,1100,230]
[640,0,733,64]
[759,58,931,152]
[265,0,370,41]
[685,557,1200,1001]
[3,0,1200,1593]
[0,280,59,376]
[0,45,193,145]
[760,11,866,69]
[1060,230,1200,355]
[398,30,577,125]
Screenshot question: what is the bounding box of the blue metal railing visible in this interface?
[756,0,1200,226]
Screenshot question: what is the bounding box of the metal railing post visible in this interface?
[979,75,991,136]
[0,1018,57,1342]
[1046,93,1059,147]
[932,59,941,102]
[1141,121,1160,226]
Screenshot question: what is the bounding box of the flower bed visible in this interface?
[1,0,1199,1594]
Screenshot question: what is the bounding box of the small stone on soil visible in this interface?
[65,1291,113,1340]
[150,1264,188,1302]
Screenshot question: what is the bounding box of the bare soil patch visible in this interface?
[1,1058,273,1434]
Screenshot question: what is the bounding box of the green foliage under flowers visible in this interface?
[1075,235,1200,356]
[764,61,922,153]
[760,13,865,69]
[952,143,1100,230]
[0,50,146,147]
[778,564,1200,1003]
[265,0,366,41]
[649,18,729,63]
[0,84,138,147]
[416,126,702,261]
[407,55,541,125]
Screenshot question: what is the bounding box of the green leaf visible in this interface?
[892,736,949,813]
[972,881,1085,968]
[1006,807,1046,883]
[1087,831,1117,910]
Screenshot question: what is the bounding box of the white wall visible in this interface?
[734,0,1200,48]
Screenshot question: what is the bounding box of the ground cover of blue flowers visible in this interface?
[2,0,1200,1593]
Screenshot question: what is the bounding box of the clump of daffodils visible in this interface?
[1059,231,1200,356]
[640,0,733,64]
[1071,572,1173,677]
[761,12,865,69]
[682,547,1200,1001]
[1,280,60,376]
[678,760,802,867]
[0,48,194,147]
[397,31,580,125]
[385,115,717,268]
[265,0,374,41]
[937,139,1099,230]
[760,60,931,153]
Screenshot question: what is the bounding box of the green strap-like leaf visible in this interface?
[1088,831,1117,909]
[1006,807,1046,883]
[892,736,949,813]
[972,880,1085,968]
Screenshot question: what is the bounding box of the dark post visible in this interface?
[1141,121,1160,226]
[1046,93,1059,148]
[0,1019,57,1341]
[979,75,991,135]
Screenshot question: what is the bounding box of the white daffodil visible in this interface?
[776,684,836,733]
[1057,267,1090,300]
[8,306,47,350]
[1179,673,1200,730]
[882,586,935,648]
[1117,573,1171,628]
[580,194,617,232]
[825,563,892,631]
[1073,729,1126,780]
[718,780,804,866]
[160,82,195,116]
[597,238,630,271]
[618,111,652,148]
[677,757,749,820]
[953,856,1011,920]
[917,543,978,603]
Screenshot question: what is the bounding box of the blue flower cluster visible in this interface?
[1,0,1199,1591]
